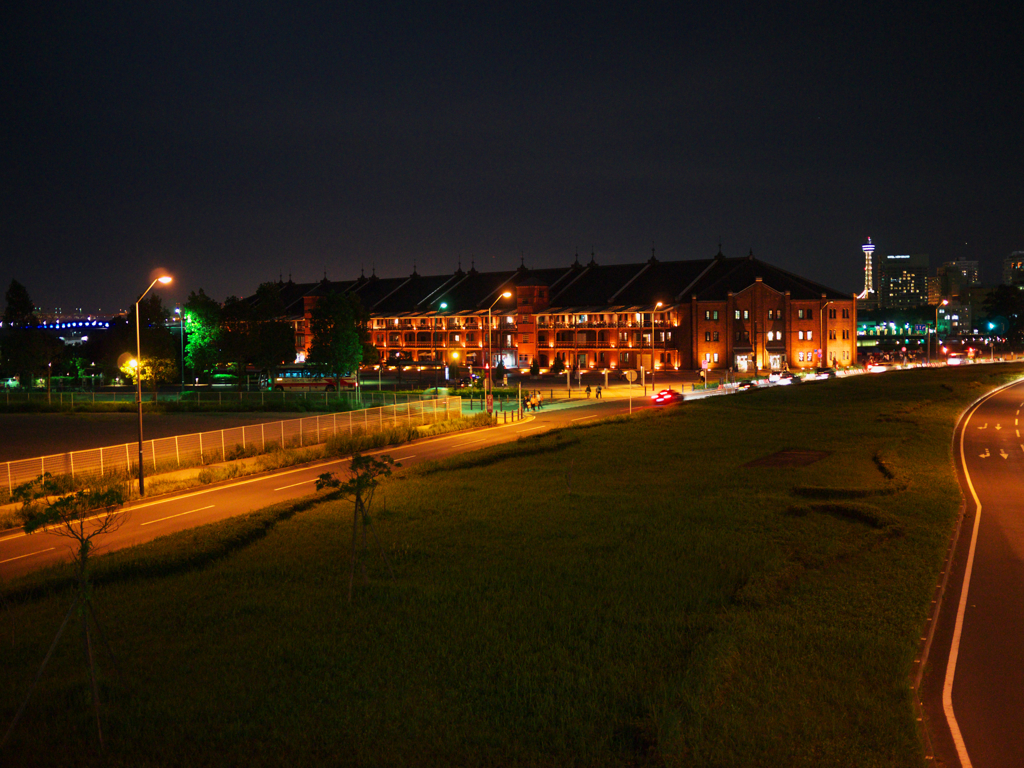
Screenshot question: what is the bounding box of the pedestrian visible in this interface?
[536,392,543,409]
[585,385,592,398]
[530,395,537,412]
[596,385,602,399]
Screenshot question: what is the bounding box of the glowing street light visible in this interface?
[929,299,948,365]
[135,275,172,495]
[485,291,512,414]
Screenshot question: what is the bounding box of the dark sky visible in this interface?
[3,2,1022,315]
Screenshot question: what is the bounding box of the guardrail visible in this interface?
[1,397,462,494]
[0,389,452,407]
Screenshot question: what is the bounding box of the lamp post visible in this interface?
[650,301,662,391]
[135,275,172,495]
[930,299,949,365]
[486,291,512,414]
[175,304,185,394]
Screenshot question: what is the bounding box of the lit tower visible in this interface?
[857,237,875,299]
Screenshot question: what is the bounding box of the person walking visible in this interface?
[585,385,592,398]
[595,385,602,399]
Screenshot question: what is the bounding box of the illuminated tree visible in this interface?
[119,356,178,401]
[183,288,222,381]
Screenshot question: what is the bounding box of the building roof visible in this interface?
[256,250,852,317]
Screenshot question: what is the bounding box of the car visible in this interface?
[813,367,836,380]
[736,379,756,391]
[651,389,684,405]
[454,375,480,388]
[777,370,801,384]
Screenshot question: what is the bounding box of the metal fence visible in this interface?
[1,397,462,494]
[0,389,453,408]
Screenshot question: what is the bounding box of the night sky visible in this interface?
[3,2,1021,315]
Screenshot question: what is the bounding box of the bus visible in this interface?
[267,364,357,392]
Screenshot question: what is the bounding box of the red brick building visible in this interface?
[275,249,857,374]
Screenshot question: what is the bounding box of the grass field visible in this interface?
[2,364,1020,767]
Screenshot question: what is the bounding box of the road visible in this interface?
[1,393,676,581]
[929,379,1024,768]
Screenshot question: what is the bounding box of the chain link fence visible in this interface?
[2,397,462,495]
[0,388,453,409]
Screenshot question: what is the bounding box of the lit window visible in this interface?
[734,310,740,320]
[713,353,719,363]
[743,310,749,320]
[705,331,711,342]
[798,330,805,340]
[705,352,711,362]
[713,310,719,320]
[767,331,774,342]
[807,330,813,341]
[798,352,805,362]
[713,331,719,342]
[798,309,805,319]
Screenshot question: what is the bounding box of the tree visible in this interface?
[221,284,296,381]
[550,356,565,375]
[0,280,59,388]
[530,358,540,376]
[120,356,179,401]
[3,279,36,325]
[983,285,1024,341]
[4,477,129,751]
[183,289,222,382]
[307,291,368,380]
[492,359,506,382]
[316,453,398,602]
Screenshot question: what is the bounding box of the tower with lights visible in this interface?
[857,237,875,300]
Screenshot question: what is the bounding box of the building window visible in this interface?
[743,310,749,320]
[829,308,837,319]
[798,330,805,340]
[807,330,813,341]
[829,330,836,340]
[713,310,719,320]
[734,310,741,320]
[806,309,813,319]
[798,309,805,319]
[705,310,711,320]
[705,353,711,362]
[713,331,719,342]
[842,309,850,319]
[705,331,711,342]
[842,330,850,340]
[713,352,720,363]
[798,352,805,362]
[521,334,530,344]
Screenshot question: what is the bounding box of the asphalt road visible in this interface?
[0,394,668,581]
[928,380,1024,768]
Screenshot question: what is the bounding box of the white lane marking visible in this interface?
[944,397,983,768]
[274,480,315,491]
[394,455,415,462]
[140,505,215,527]
[572,415,600,423]
[0,547,56,565]
[455,437,492,445]
[517,426,543,432]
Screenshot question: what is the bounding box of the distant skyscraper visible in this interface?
[878,253,930,309]
[1004,251,1024,285]
[858,237,875,299]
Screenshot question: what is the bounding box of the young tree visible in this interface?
[550,355,565,375]
[530,358,540,376]
[120,356,179,400]
[3,480,129,751]
[307,291,368,381]
[316,453,398,602]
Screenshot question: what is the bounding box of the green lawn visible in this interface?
[2,364,1020,767]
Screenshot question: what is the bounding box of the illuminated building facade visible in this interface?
[1003,252,1024,286]
[273,249,857,373]
[878,253,930,309]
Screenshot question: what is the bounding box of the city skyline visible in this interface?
[4,3,1021,313]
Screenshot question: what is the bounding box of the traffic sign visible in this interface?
[486,393,494,413]
[624,370,637,383]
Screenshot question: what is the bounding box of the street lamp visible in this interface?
[135,275,172,495]
[650,301,662,392]
[175,304,184,394]
[486,291,512,414]
[930,299,949,365]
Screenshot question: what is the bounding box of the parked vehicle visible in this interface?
[269,364,357,392]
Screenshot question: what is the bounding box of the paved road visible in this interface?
[929,380,1024,768]
[0,395,669,581]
